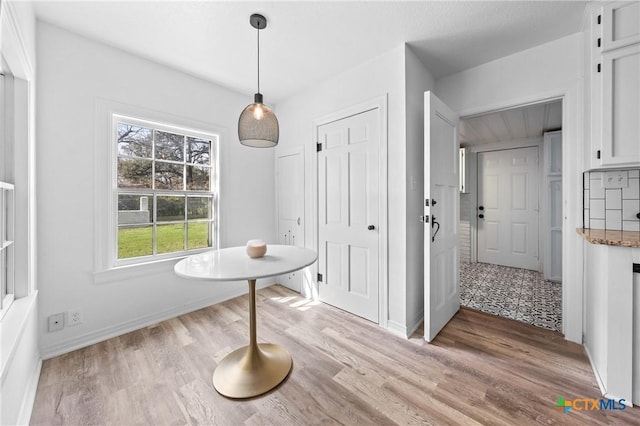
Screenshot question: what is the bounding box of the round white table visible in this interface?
[174,245,317,399]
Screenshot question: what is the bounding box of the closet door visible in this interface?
[276,146,305,291]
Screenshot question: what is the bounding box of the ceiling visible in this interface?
[460,100,563,147]
[33,1,588,104]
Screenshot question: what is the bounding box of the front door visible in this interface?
[317,109,379,323]
[424,91,460,342]
[477,147,539,270]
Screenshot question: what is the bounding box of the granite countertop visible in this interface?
[576,228,640,248]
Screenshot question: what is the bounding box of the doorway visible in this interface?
[458,99,563,332]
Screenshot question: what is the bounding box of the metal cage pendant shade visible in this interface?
[238,14,279,148]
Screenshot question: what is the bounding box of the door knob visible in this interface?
[368,225,375,230]
[478,214,484,219]
[479,206,484,211]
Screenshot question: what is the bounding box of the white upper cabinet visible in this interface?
[601,1,640,52]
[590,2,640,167]
[601,44,640,166]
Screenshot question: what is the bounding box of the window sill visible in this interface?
[94,255,190,285]
[0,291,37,383]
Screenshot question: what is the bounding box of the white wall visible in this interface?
[276,43,426,333]
[0,2,40,425]
[404,45,435,334]
[36,22,276,358]
[435,32,584,343]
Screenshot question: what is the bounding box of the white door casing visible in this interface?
[276,146,305,291]
[424,91,460,342]
[317,108,379,323]
[477,147,539,270]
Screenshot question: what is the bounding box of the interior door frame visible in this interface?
[311,95,388,327]
[457,87,582,343]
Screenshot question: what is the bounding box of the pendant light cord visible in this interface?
[256,25,260,95]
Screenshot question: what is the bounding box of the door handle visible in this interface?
[368,225,375,230]
[431,216,440,242]
[479,206,484,211]
[478,214,484,219]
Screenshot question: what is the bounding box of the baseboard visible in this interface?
[386,320,409,338]
[584,344,607,397]
[17,357,42,426]
[406,311,424,338]
[40,280,274,359]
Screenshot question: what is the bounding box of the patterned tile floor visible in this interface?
[460,262,562,332]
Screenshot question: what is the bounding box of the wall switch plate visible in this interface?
[602,171,628,188]
[67,309,82,326]
[48,313,64,332]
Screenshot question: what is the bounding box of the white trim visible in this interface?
[311,95,389,327]
[386,320,409,338]
[584,343,607,396]
[0,291,37,385]
[1,2,34,80]
[466,136,543,153]
[16,358,41,426]
[457,84,583,344]
[94,99,229,282]
[387,312,424,339]
[40,280,274,359]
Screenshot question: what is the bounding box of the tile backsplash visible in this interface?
[583,169,640,231]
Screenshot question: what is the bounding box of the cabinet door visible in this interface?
[602,1,640,52]
[601,43,640,166]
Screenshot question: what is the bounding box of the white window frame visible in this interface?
[94,100,226,283]
[113,115,219,267]
[0,182,15,319]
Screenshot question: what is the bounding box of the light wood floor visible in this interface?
[31,285,639,425]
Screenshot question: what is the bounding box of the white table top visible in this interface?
[174,245,317,281]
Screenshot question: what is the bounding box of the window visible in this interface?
[1,69,16,318]
[0,182,14,319]
[114,115,219,264]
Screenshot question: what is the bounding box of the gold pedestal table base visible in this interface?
[212,279,292,398]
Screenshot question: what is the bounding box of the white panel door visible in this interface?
[276,147,304,291]
[424,91,460,342]
[477,147,539,270]
[318,109,379,322]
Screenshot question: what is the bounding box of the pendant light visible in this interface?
[238,13,279,148]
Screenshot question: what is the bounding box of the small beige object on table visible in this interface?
[174,244,317,399]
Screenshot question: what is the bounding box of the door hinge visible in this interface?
[317,273,323,282]
[597,63,601,73]
[596,150,601,159]
[316,143,323,152]
[597,38,601,48]
[597,14,601,25]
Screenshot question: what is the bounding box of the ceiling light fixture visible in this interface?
[238,13,279,148]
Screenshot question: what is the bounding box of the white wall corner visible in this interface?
[386,319,410,338]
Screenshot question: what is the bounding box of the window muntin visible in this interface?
[0,182,14,319]
[115,116,218,263]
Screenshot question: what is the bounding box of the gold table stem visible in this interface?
[212,279,292,398]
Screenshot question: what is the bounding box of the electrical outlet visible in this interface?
[67,309,82,326]
[48,313,64,332]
